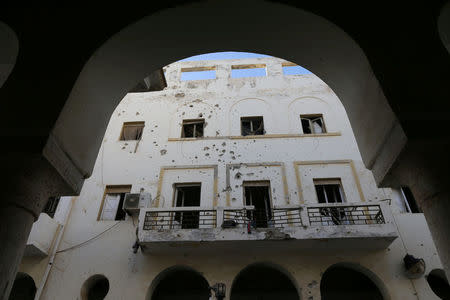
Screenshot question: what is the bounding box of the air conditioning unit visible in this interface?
[123,193,140,215]
[123,192,152,216]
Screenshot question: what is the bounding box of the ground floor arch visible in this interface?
[8,272,36,300]
[80,274,110,300]
[230,262,300,300]
[147,266,210,300]
[320,263,388,300]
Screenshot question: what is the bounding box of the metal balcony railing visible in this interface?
[223,206,303,228]
[140,202,388,231]
[143,207,216,230]
[307,203,385,226]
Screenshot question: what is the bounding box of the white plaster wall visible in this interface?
[19,196,73,291]
[35,57,443,299]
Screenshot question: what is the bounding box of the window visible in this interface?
[43,197,60,218]
[314,179,345,203]
[282,62,311,75]
[173,184,201,229]
[119,122,144,140]
[181,66,216,81]
[231,64,267,78]
[99,185,131,221]
[241,116,264,136]
[181,119,204,138]
[401,186,421,213]
[314,179,346,225]
[244,181,272,228]
[301,114,326,134]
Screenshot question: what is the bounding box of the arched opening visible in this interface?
[426,269,450,299]
[147,266,210,300]
[0,21,19,89]
[80,274,110,300]
[320,264,388,300]
[230,263,300,300]
[8,272,36,300]
[438,1,450,54]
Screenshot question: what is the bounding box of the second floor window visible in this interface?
[120,121,144,140]
[99,185,131,221]
[182,119,204,138]
[314,179,345,203]
[174,184,201,229]
[301,115,326,134]
[241,116,264,136]
[43,197,60,218]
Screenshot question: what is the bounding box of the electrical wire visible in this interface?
[56,222,121,253]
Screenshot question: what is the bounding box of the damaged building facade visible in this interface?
[16,57,447,299]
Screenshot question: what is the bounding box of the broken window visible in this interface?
[241,116,264,136]
[43,197,60,218]
[181,66,216,81]
[99,185,131,221]
[119,122,144,140]
[244,181,272,228]
[231,64,267,78]
[314,179,346,225]
[300,115,326,134]
[173,184,201,229]
[401,186,421,213]
[181,119,204,138]
[282,62,311,75]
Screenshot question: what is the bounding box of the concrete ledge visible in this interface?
[168,132,341,142]
[138,202,398,254]
[24,213,61,257]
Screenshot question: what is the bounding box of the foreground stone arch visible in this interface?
[45,0,404,194]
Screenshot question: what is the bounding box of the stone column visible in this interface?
[0,154,74,300]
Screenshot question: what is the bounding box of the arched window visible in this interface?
[230,263,299,300]
[148,266,210,300]
[80,274,110,300]
[320,264,386,300]
[9,272,36,300]
[426,269,450,299]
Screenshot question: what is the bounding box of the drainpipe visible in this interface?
[34,197,74,300]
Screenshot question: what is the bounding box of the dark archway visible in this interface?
[426,269,450,299]
[320,264,386,300]
[230,263,300,300]
[148,266,210,300]
[80,274,110,300]
[8,272,36,300]
[0,21,19,89]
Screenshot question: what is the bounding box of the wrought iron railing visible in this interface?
[141,203,387,231]
[223,207,302,228]
[143,208,216,230]
[307,204,384,226]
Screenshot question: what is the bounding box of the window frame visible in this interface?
[300,114,326,134]
[313,178,346,204]
[240,116,265,136]
[172,183,202,229]
[119,121,145,141]
[242,181,273,228]
[98,185,131,221]
[181,119,205,138]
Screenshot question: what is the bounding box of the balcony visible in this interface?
[24,213,61,257]
[138,202,397,253]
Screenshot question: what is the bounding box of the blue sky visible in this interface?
[180,51,311,80]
